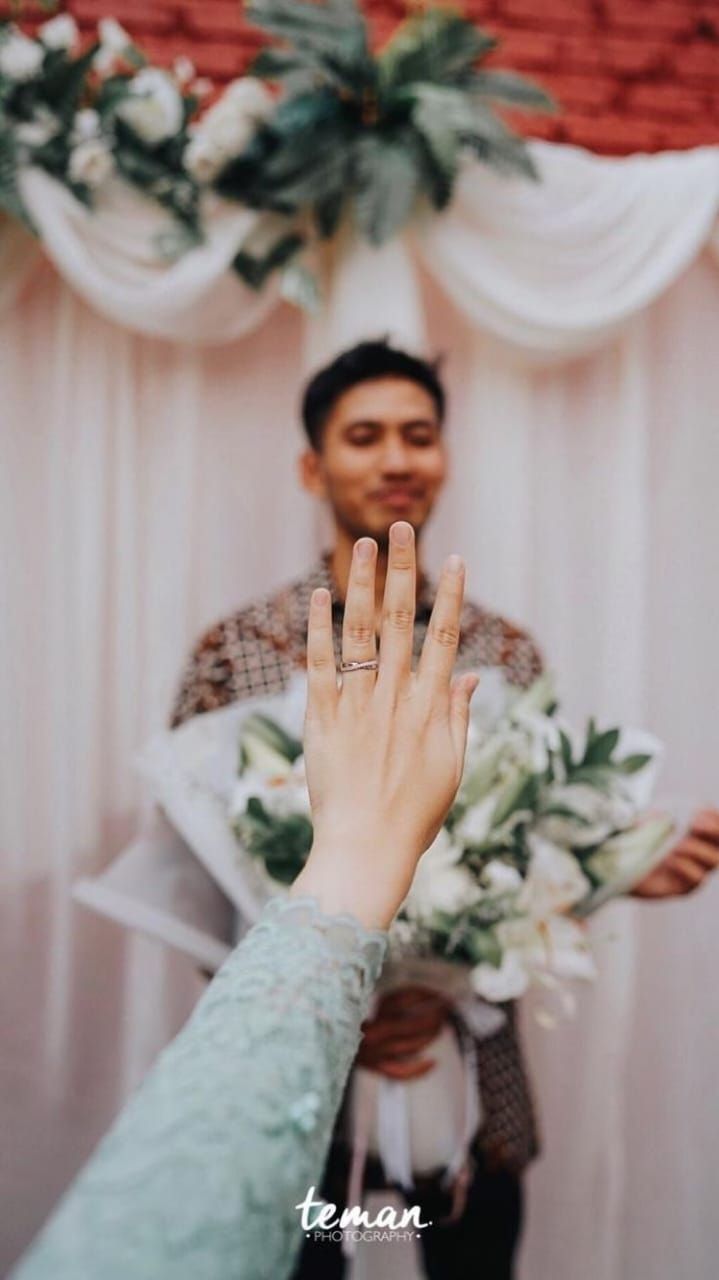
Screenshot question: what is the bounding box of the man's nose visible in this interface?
[379,439,413,473]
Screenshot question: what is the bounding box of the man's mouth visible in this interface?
[371,488,422,510]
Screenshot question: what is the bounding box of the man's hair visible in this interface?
[301,338,446,449]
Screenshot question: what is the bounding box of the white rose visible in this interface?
[472,951,529,1002]
[519,832,591,918]
[69,138,114,188]
[0,31,44,81]
[98,18,132,52]
[72,108,101,142]
[15,108,59,147]
[39,14,79,51]
[195,77,274,158]
[183,134,226,183]
[404,829,479,921]
[116,69,184,146]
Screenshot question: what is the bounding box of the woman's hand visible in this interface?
[291,520,477,930]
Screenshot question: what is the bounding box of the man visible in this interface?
[171,340,719,1279]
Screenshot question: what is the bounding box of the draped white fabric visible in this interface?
[2,141,719,1278]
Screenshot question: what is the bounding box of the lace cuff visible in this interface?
[255,894,387,989]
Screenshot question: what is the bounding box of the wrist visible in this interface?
[292,836,412,931]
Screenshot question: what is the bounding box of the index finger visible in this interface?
[416,554,465,694]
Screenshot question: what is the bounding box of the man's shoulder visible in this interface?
[193,568,314,655]
[459,596,543,689]
[171,571,314,725]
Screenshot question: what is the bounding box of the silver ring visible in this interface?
[339,659,379,673]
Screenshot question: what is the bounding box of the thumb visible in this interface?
[449,671,479,769]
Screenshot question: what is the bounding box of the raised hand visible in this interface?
[292,520,477,930]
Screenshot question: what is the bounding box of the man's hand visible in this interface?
[356,985,450,1080]
[632,808,719,898]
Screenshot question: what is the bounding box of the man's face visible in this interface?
[300,376,448,544]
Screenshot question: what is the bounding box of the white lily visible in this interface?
[404,829,479,922]
[519,832,592,918]
[471,950,530,1001]
[585,814,675,898]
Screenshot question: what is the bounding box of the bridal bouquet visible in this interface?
[229,670,674,1003]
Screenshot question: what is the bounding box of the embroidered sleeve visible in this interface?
[14,898,387,1280]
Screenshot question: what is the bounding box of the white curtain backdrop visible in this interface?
[2,141,719,1278]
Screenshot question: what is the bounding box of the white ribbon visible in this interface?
[347,988,506,1224]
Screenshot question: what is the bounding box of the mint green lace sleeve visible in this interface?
[14,897,387,1280]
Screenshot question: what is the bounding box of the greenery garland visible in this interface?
[0,2,554,300]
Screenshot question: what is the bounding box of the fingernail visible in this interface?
[356,538,375,561]
[446,554,464,574]
[312,587,330,605]
[392,521,413,546]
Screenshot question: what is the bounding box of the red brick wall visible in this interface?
[6,0,719,154]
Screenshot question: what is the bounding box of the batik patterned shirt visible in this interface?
[171,554,543,1173]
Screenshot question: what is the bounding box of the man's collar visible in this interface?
[313,551,435,621]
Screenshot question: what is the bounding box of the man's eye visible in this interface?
[407,430,435,446]
[347,431,376,446]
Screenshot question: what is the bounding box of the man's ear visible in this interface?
[298,448,327,499]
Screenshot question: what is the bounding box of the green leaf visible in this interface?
[40,43,98,125]
[461,104,539,181]
[569,764,620,792]
[616,753,653,775]
[240,710,304,761]
[379,10,496,93]
[583,727,620,767]
[470,69,555,113]
[246,0,371,81]
[559,729,574,774]
[408,83,471,189]
[0,130,30,225]
[464,928,503,967]
[314,186,345,237]
[235,803,314,884]
[233,229,304,289]
[352,131,420,244]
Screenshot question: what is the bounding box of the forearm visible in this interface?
[14,898,386,1280]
